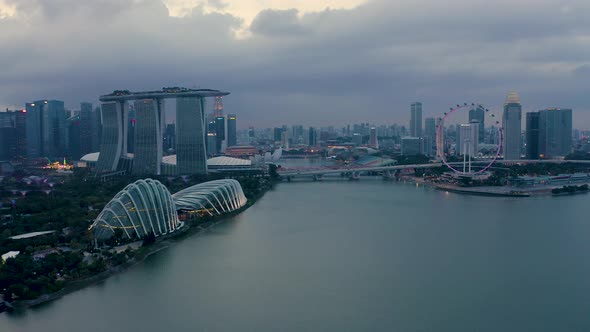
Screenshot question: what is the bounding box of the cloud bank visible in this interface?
[0,0,589,128]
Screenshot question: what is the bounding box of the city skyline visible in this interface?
[0,0,589,127]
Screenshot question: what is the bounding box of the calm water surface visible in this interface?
[2,176,590,331]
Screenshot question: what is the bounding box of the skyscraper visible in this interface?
[176,97,208,174]
[79,102,94,156]
[401,137,423,155]
[410,102,422,137]
[274,127,283,142]
[308,127,317,147]
[457,122,479,157]
[132,99,164,175]
[424,117,436,156]
[15,109,27,159]
[213,96,224,118]
[91,106,102,153]
[96,101,128,172]
[25,100,66,159]
[227,114,237,147]
[66,113,82,159]
[0,111,17,160]
[369,127,378,148]
[207,132,218,156]
[538,108,572,158]
[469,107,485,143]
[525,112,540,159]
[502,92,522,160]
[215,116,225,153]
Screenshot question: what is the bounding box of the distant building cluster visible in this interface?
[0,88,581,174]
[410,92,575,160]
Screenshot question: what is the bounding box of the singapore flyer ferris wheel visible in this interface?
[436,102,504,176]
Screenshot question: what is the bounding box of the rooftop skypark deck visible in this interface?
[100,87,230,102]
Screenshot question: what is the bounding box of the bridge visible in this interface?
[278,159,590,181]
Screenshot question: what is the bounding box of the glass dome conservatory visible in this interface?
[89,179,180,240]
[172,179,247,216]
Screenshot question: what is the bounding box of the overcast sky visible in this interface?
[0,0,589,128]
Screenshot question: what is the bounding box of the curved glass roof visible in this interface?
[172,179,247,214]
[89,179,180,240]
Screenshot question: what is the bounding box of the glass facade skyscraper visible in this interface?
[525,112,540,159]
[424,117,436,157]
[410,102,422,138]
[227,114,237,147]
[96,101,127,172]
[176,97,208,175]
[469,107,485,143]
[502,92,522,160]
[538,108,572,158]
[132,99,164,175]
[24,100,66,159]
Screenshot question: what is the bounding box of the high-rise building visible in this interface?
[0,111,17,160]
[308,127,317,147]
[525,112,540,159]
[227,114,237,147]
[66,113,82,159]
[215,116,225,153]
[410,102,422,137]
[96,101,128,172]
[502,92,522,160]
[535,108,572,159]
[274,127,284,142]
[91,106,102,153]
[290,125,303,144]
[352,133,362,146]
[469,107,485,143]
[15,109,27,159]
[248,126,255,143]
[132,99,164,175]
[401,137,423,155]
[25,102,42,158]
[424,117,436,157]
[457,122,479,157]
[207,132,218,156]
[213,96,224,118]
[25,100,67,159]
[176,97,208,174]
[281,130,289,149]
[369,127,378,148]
[96,88,228,175]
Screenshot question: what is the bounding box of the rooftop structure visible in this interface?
[505,91,521,105]
[1,251,20,262]
[9,230,56,240]
[100,87,229,102]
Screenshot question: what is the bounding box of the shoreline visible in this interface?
[6,185,271,311]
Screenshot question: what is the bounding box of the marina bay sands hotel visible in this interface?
[96,87,229,175]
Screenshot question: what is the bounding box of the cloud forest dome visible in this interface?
[172,179,247,215]
[89,179,180,240]
[90,179,248,240]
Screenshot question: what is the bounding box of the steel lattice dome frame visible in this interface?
[89,179,180,240]
[172,179,247,216]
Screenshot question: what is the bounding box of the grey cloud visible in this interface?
[250,9,309,37]
[207,0,228,10]
[0,0,589,128]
